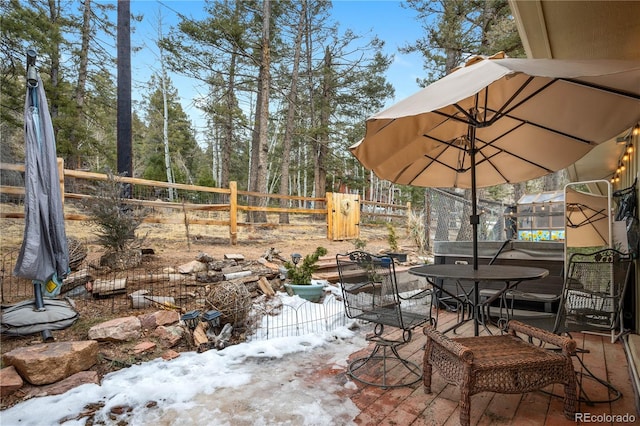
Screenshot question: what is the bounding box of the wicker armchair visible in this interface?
[423,320,577,426]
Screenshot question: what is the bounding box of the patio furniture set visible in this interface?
[335,248,632,426]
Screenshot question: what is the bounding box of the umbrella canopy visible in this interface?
[351,56,640,269]
[13,67,69,293]
[351,57,640,189]
[565,186,610,248]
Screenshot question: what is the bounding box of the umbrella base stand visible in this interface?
[33,282,54,342]
[40,329,54,342]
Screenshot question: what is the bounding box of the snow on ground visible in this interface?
[1,290,369,426]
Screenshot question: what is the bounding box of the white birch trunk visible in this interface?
[157,14,175,201]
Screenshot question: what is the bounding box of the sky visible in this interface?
[1,288,372,425]
[126,0,425,142]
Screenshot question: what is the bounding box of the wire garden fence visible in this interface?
[1,246,435,344]
[0,248,353,342]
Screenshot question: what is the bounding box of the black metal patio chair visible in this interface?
[491,248,633,404]
[336,251,433,388]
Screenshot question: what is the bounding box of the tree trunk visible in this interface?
[48,0,61,122]
[76,0,90,108]
[301,4,315,203]
[543,170,564,191]
[279,1,306,224]
[314,46,331,204]
[158,15,175,201]
[248,0,271,223]
[424,188,432,251]
[220,1,243,189]
[513,182,526,205]
[435,192,452,241]
[117,0,132,186]
[456,189,474,241]
[67,0,91,170]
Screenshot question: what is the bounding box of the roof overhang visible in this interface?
[509,0,640,60]
[509,0,640,183]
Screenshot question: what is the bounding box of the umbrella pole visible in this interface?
[469,122,480,336]
[33,281,54,342]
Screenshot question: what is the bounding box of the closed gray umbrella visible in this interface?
[14,54,69,287]
[14,73,69,286]
[11,50,71,341]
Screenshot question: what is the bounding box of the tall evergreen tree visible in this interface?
[141,74,202,188]
[161,0,257,190]
[276,0,307,224]
[0,0,119,170]
[401,0,524,243]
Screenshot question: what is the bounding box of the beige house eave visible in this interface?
[509,0,640,185]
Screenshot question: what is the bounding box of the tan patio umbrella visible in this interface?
[565,186,610,248]
[351,55,640,269]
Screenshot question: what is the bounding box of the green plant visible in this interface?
[408,210,427,253]
[386,223,399,252]
[365,261,383,283]
[284,246,328,285]
[352,238,367,250]
[84,172,148,253]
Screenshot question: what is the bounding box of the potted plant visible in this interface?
[283,246,328,302]
[386,224,407,262]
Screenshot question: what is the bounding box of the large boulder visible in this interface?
[2,341,98,385]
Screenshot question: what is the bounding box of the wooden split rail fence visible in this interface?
[0,159,411,244]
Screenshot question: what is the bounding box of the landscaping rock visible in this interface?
[2,341,98,385]
[25,371,99,398]
[100,249,142,271]
[139,310,180,329]
[207,260,230,271]
[153,325,184,348]
[224,254,245,261]
[196,252,214,263]
[195,270,224,283]
[132,341,157,354]
[257,257,281,270]
[88,316,141,342]
[161,349,180,360]
[0,366,23,396]
[178,260,207,274]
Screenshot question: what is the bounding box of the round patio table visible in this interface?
[409,264,549,336]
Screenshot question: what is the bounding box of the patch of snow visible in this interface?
[2,293,369,425]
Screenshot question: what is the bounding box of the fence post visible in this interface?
[326,192,333,240]
[406,201,411,232]
[229,181,238,245]
[57,157,65,204]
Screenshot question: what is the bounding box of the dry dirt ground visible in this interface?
[0,218,414,409]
